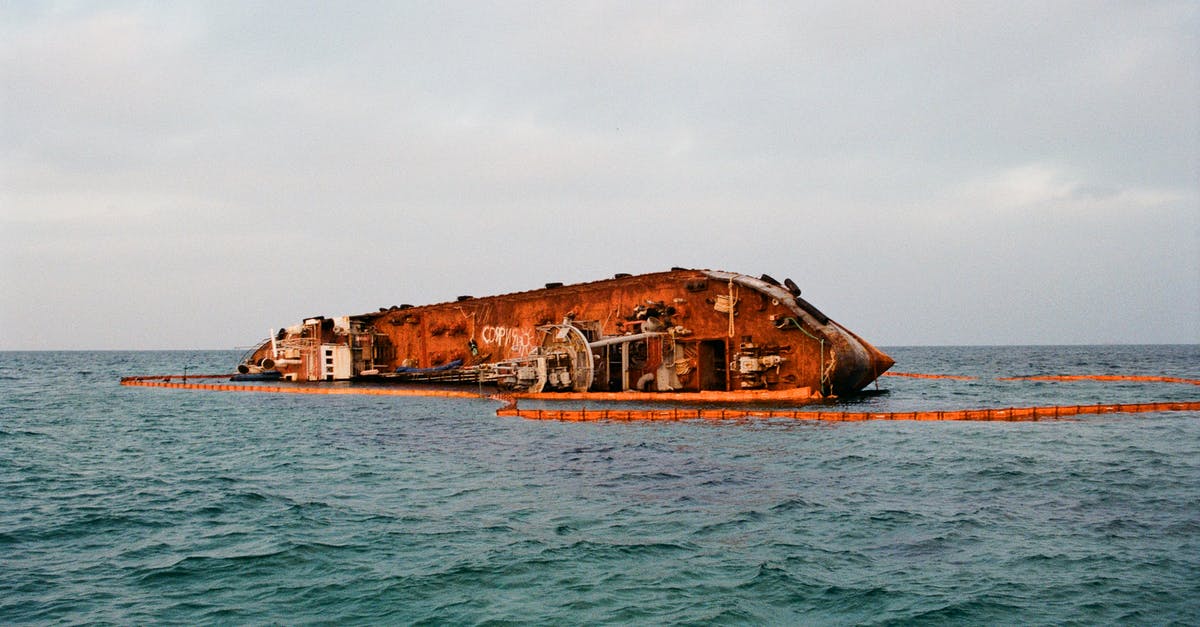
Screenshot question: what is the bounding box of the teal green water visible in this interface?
[2,347,1199,624]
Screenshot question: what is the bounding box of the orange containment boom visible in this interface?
[886,372,1200,385]
[493,398,1200,422]
[883,372,976,381]
[121,375,1199,422]
[997,374,1200,385]
[119,377,482,399]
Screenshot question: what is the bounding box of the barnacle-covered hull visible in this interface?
[239,269,893,398]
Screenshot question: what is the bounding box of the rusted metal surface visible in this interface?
[241,268,895,396]
[510,387,820,403]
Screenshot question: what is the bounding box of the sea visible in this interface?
[2,346,1198,625]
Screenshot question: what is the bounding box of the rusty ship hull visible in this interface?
[239,269,894,399]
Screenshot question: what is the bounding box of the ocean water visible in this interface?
[2,346,1198,625]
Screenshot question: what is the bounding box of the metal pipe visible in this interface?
[588,332,665,348]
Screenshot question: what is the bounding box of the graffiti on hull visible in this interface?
[480,325,536,356]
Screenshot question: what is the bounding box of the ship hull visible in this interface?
[242,269,893,397]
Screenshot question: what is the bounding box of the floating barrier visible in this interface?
[997,374,1200,385]
[121,373,1199,422]
[493,398,1200,422]
[884,372,1200,385]
[883,372,977,381]
[119,377,481,400]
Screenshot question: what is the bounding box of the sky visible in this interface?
[1,1,1197,350]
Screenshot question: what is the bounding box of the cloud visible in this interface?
[1,1,1197,348]
[941,163,1187,222]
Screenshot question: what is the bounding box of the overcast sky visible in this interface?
[2,1,1197,350]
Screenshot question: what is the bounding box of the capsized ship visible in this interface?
[238,269,894,399]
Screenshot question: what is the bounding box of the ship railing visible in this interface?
[276,337,319,350]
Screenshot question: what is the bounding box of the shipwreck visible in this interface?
[237,269,894,400]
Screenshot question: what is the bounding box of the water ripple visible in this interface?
[1,347,1198,624]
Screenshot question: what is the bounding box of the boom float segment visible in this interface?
[494,399,1200,422]
[885,372,1200,385]
[236,269,895,398]
[119,377,483,399]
